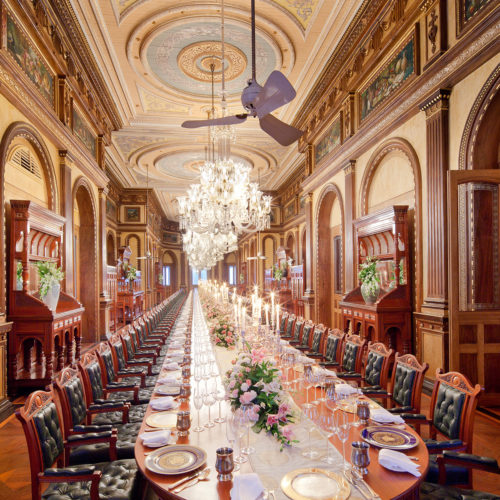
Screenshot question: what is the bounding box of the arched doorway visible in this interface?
[450,64,500,405]
[107,232,116,265]
[315,184,344,327]
[73,178,98,343]
[286,233,295,263]
[162,250,178,290]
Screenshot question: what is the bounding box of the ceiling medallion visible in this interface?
[177,41,247,83]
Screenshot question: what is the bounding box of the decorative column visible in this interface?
[415,89,451,378]
[98,187,112,339]
[302,193,315,320]
[343,160,356,292]
[59,151,73,295]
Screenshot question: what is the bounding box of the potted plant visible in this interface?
[35,261,64,311]
[125,265,137,291]
[272,264,283,281]
[358,256,380,304]
[16,261,23,290]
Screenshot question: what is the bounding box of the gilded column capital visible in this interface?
[419,89,451,117]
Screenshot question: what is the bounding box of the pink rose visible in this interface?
[239,390,257,404]
[231,389,239,398]
[283,425,294,440]
[245,367,251,373]
[229,380,236,389]
[245,379,251,386]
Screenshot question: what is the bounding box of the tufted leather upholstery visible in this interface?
[107,388,154,404]
[392,364,417,407]
[85,362,105,401]
[342,342,358,372]
[293,322,303,342]
[324,336,339,362]
[42,459,140,499]
[92,404,148,425]
[279,315,287,332]
[310,330,322,354]
[364,352,384,386]
[432,383,465,439]
[301,325,313,347]
[420,481,500,499]
[284,319,294,338]
[34,402,64,469]
[64,378,87,428]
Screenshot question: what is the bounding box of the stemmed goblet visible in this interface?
[336,411,351,471]
[192,388,204,432]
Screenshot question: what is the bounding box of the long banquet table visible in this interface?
[135,292,428,500]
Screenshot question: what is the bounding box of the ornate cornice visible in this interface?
[419,88,451,116]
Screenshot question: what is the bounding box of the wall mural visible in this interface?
[360,35,416,122]
[284,199,296,221]
[72,108,96,157]
[106,199,117,220]
[163,232,179,245]
[270,206,280,225]
[315,115,341,165]
[457,0,493,34]
[5,14,54,105]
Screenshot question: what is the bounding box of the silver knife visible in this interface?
[167,469,203,491]
[352,470,381,500]
[173,476,200,494]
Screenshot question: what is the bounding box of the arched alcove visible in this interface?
[126,234,141,271]
[107,232,116,265]
[73,177,98,343]
[286,233,295,262]
[0,122,58,312]
[315,183,344,327]
[162,250,178,289]
[360,137,423,312]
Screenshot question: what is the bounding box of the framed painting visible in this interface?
[456,0,495,37]
[125,206,140,222]
[5,12,54,105]
[72,107,96,157]
[315,114,342,165]
[284,199,296,222]
[163,231,179,245]
[106,199,117,219]
[270,206,280,225]
[359,28,419,123]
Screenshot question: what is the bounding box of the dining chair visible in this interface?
[335,334,367,376]
[53,367,140,463]
[318,329,345,368]
[16,388,141,500]
[290,317,305,345]
[278,311,289,334]
[121,325,160,364]
[281,314,296,339]
[303,324,328,359]
[363,353,428,413]
[403,370,482,488]
[339,341,393,388]
[78,351,149,421]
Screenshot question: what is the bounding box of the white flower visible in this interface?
[241,383,249,391]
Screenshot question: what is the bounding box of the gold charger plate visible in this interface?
[281,468,350,500]
[145,445,207,475]
[337,399,379,414]
[145,411,177,429]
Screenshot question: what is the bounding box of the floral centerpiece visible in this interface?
[358,256,380,304]
[210,320,237,349]
[226,347,297,449]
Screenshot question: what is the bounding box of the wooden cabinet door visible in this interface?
[448,170,500,406]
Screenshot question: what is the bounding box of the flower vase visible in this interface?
[360,280,380,305]
[42,283,60,311]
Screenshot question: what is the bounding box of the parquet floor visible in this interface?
[0,394,499,499]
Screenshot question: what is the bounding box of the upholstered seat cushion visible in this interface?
[68,423,142,464]
[92,404,148,425]
[42,459,140,499]
[107,388,154,404]
[420,482,500,499]
[425,454,469,486]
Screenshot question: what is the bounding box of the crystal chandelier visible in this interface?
[183,229,237,270]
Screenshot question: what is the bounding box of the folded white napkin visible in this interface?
[335,383,360,396]
[280,339,290,345]
[150,396,176,411]
[378,449,421,476]
[163,361,180,371]
[371,408,405,424]
[140,430,171,447]
[168,348,184,355]
[166,355,184,362]
[156,377,181,386]
[230,473,264,500]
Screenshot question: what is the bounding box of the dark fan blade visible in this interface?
[259,114,303,146]
[254,71,296,119]
[182,114,248,129]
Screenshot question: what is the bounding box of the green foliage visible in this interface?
[35,261,64,298]
[272,264,283,280]
[392,260,405,285]
[126,265,137,282]
[358,256,379,294]
[16,261,23,281]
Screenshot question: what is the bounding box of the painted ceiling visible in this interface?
[72,0,363,219]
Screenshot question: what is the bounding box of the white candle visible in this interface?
[242,307,246,330]
[271,292,275,326]
[264,303,269,326]
[276,305,280,331]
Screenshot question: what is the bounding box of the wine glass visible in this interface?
[320,413,336,464]
[192,388,205,432]
[203,390,216,428]
[301,405,320,459]
[215,386,226,424]
[232,410,248,464]
[241,403,257,455]
[303,365,314,408]
[317,371,327,402]
[225,414,241,470]
[336,411,351,470]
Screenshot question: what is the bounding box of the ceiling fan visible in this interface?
[181,0,303,147]
[137,164,152,261]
